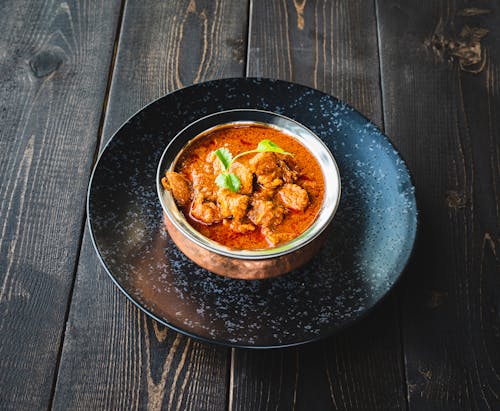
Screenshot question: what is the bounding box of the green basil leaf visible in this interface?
[215,172,241,192]
[215,173,228,189]
[256,139,293,156]
[214,148,232,170]
[226,173,241,192]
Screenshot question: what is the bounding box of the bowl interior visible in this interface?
[156,109,341,259]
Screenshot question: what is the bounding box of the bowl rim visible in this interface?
[156,108,341,260]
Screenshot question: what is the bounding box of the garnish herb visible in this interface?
[232,139,293,162]
[214,147,232,170]
[214,139,293,192]
[215,173,241,192]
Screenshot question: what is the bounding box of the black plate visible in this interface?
[88,78,417,348]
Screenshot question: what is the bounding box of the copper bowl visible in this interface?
[156,109,341,279]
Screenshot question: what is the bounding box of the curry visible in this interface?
[161,125,325,250]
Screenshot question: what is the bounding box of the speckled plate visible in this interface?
[88,78,417,348]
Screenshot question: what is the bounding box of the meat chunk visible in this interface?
[218,189,255,234]
[218,189,250,220]
[298,179,319,198]
[164,171,192,206]
[257,174,283,189]
[249,152,278,174]
[253,187,276,201]
[206,151,224,175]
[247,199,285,228]
[262,227,295,246]
[277,183,309,211]
[249,152,283,189]
[191,169,216,201]
[279,159,299,183]
[223,218,255,233]
[229,161,254,194]
[190,195,220,224]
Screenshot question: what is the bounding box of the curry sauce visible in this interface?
[162,125,325,250]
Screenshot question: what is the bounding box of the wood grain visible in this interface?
[52,0,248,409]
[103,0,248,139]
[232,1,407,409]
[231,310,409,411]
[376,0,500,409]
[0,1,122,409]
[247,0,383,126]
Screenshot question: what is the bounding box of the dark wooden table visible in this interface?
[1,1,499,410]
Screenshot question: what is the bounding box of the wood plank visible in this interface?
[52,1,248,409]
[0,1,122,409]
[231,1,407,409]
[376,0,500,409]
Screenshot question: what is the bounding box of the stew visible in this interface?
[162,125,325,250]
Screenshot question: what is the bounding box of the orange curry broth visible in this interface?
[174,125,325,250]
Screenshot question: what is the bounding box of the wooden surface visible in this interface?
[0,0,498,410]
[0,1,122,409]
[377,1,500,409]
